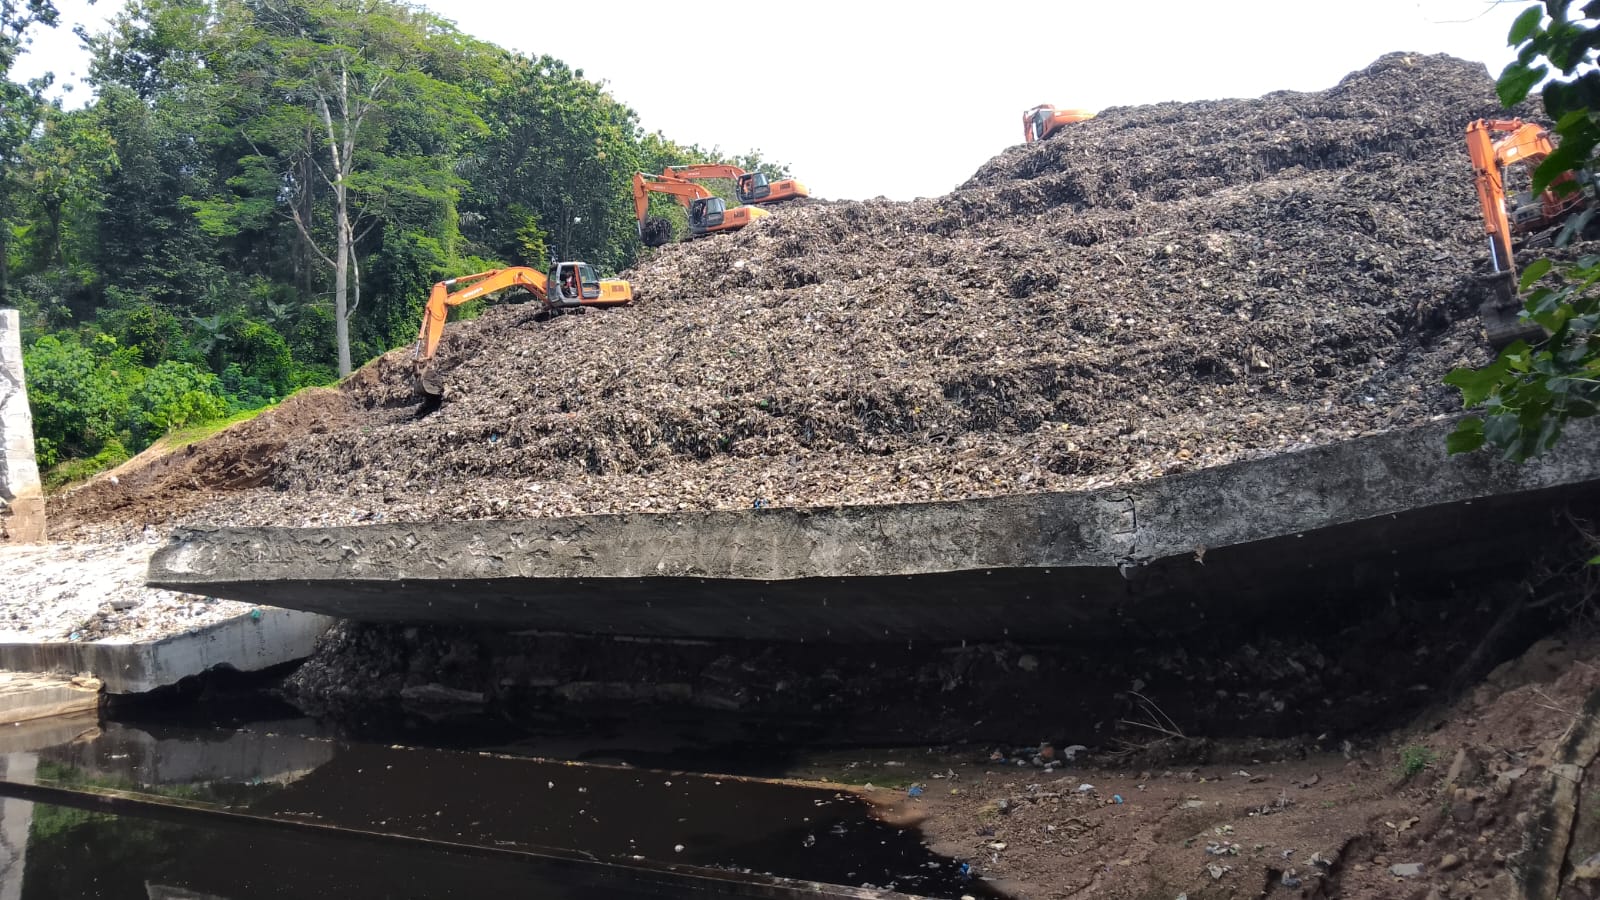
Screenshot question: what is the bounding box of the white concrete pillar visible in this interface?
[0,310,45,543]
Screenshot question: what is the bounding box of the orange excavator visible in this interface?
[1023,105,1095,143]
[1465,118,1590,345]
[412,262,632,397]
[661,164,810,206]
[632,172,769,248]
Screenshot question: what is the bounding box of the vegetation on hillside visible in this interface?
[2,0,786,479]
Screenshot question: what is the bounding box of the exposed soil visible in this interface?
[893,635,1600,900]
[46,387,353,541]
[45,52,1550,534]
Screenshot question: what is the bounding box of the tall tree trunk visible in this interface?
[297,145,314,299]
[0,214,8,307]
[334,193,351,377]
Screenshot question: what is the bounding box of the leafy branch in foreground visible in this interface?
[1447,1,1600,459]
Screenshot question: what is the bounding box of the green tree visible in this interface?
[199,0,481,376]
[462,55,642,272]
[21,105,118,269]
[1448,2,1600,460]
[0,0,58,305]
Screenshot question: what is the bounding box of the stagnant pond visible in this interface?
[0,702,999,899]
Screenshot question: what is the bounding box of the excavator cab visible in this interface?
[1025,108,1051,142]
[735,172,809,205]
[549,261,601,306]
[690,197,726,232]
[737,173,771,203]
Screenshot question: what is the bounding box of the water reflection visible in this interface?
[0,716,997,899]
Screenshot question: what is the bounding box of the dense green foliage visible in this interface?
[1447,1,1600,461]
[3,0,788,480]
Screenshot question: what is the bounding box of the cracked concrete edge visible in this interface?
[148,418,1600,587]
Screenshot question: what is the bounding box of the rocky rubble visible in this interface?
[0,541,256,642]
[49,52,1546,532]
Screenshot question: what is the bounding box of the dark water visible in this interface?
[0,714,999,899]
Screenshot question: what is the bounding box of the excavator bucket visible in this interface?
[1477,271,1544,349]
[640,217,673,247]
[417,365,446,400]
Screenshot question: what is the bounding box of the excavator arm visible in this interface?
[1464,118,1592,347]
[414,267,547,364]
[664,164,809,205]
[1466,118,1585,276]
[1466,120,1518,274]
[632,172,710,221]
[663,164,747,181]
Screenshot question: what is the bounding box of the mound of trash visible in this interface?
[52,53,1529,532]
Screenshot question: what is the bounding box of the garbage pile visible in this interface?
[55,53,1525,531]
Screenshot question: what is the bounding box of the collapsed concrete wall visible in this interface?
[0,310,44,542]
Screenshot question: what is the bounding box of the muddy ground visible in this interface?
[43,51,1552,537]
[890,632,1600,899]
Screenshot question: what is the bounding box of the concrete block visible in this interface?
[0,609,334,694]
[147,420,1600,642]
[0,672,99,724]
[0,310,44,543]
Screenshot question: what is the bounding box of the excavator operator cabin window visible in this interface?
[578,263,600,300]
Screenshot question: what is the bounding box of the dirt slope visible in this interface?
[52,53,1531,534]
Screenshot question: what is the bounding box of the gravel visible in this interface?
[0,539,257,642]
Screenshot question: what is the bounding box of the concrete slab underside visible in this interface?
[149,421,1600,642]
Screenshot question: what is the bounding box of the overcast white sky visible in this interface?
[15,0,1527,200]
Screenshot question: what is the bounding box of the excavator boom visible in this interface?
[415,267,546,364]
[412,263,632,399]
[663,164,746,181]
[633,172,711,221]
[1464,118,1590,347]
[664,163,809,205]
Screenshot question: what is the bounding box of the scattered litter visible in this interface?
[51,56,1519,562]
